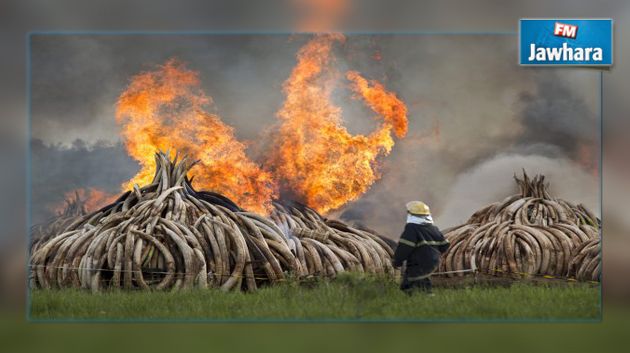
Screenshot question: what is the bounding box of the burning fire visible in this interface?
[110,36,407,216]
[346,71,408,138]
[115,59,276,214]
[269,34,408,214]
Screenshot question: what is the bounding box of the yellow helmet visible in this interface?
[406,201,431,215]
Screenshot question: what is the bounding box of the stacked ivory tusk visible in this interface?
[568,238,601,282]
[438,172,601,281]
[31,190,88,255]
[30,152,395,292]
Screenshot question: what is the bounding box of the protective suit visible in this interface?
[393,212,449,294]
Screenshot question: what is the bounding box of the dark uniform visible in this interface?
[393,223,449,294]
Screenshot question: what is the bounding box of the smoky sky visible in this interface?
[30,34,600,235]
[30,139,137,223]
[518,72,599,163]
[30,34,307,144]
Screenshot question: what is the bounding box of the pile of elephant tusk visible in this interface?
[568,238,601,282]
[30,152,396,292]
[438,172,601,281]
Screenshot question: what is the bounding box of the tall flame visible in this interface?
[115,59,276,213]
[269,34,408,214]
[113,37,408,216]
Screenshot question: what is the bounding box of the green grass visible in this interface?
[30,274,600,321]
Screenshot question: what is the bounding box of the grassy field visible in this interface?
[30,274,600,321]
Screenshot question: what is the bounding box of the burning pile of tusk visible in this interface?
[31,191,88,255]
[30,152,396,292]
[438,172,601,281]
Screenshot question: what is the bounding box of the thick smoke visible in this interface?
[517,72,599,171]
[438,152,599,227]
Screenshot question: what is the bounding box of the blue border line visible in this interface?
[26,31,602,324]
[26,32,33,322]
[599,70,604,321]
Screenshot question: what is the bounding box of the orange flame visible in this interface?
[269,34,408,214]
[115,59,276,214]
[346,71,408,138]
[113,37,408,215]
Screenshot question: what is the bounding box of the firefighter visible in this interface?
[393,201,449,295]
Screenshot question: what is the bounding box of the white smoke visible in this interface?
[438,152,599,227]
